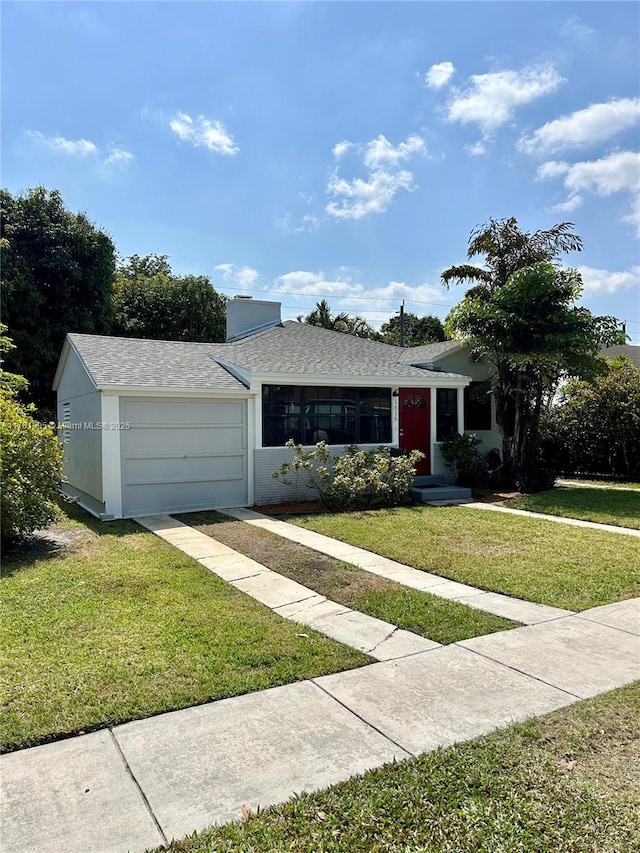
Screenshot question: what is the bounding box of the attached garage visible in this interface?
[120,397,248,517]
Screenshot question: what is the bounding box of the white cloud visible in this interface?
[536,160,570,180]
[103,146,134,166]
[273,270,451,328]
[538,151,640,236]
[169,112,238,156]
[577,265,640,294]
[326,168,415,220]
[446,64,565,135]
[332,140,353,159]
[276,212,320,234]
[464,141,486,157]
[213,263,258,289]
[518,98,640,155]
[560,16,596,42]
[326,132,425,220]
[363,134,426,168]
[27,131,97,157]
[550,195,583,213]
[425,61,455,90]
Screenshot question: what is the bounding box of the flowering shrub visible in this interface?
[273,441,423,510]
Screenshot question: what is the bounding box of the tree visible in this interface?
[0,329,63,542]
[544,357,640,479]
[111,255,227,342]
[442,218,623,490]
[299,299,376,339]
[0,187,116,415]
[378,312,445,346]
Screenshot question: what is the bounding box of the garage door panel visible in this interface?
[124,426,245,455]
[125,453,246,484]
[121,398,248,517]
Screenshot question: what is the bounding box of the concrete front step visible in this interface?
[412,474,446,487]
[410,485,473,505]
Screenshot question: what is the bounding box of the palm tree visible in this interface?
[299,299,375,339]
[441,218,620,490]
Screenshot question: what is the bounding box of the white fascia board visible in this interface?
[52,336,98,392]
[252,371,472,387]
[99,386,257,398]
[210,355,252,388]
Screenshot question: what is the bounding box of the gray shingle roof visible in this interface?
[65,322,469,391]
[67,334,247,391]
[398,340,461,364]
[601,345,640,370]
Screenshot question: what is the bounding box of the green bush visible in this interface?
[273,441,424,510]
[0,389,64,541]
[543,357,640,480]
[440,432,488,488]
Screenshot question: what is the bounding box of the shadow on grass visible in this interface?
[1,499,144,577]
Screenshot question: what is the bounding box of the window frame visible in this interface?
[261,385,392,447]
[464,380,492,431]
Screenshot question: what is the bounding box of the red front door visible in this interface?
[399,388,431,475]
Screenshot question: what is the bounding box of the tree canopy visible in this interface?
[0,187,116,414]
[378,312,445,347]
[443,218,623,490]
[111,255,227,343]
[299,299,375,339]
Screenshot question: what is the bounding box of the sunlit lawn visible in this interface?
[502,486,640,530]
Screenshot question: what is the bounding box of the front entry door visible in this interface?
[399,389,431,475]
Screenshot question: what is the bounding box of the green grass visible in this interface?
[502,486,640,529]
[292,506,640,611]
[154,682,640,853]
[181,512,517,644]
[0,506,369,753]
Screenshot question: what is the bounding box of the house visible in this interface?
[53,298,501,519]
[601,344,640,370]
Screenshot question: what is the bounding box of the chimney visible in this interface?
[226,296,282,342]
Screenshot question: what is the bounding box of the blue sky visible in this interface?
[3,1,639,342]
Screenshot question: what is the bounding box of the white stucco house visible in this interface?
[53,297,501,519]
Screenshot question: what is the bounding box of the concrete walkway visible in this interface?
[557,479,639,491]
[219,508,573,625]
[2,596,638,853]
[462,501,640,537]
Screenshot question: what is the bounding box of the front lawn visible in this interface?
[155,681,640,852]
[0,506,369,753]
[293,506,640,611]
[180,512,518,644]
[500,486,640,530]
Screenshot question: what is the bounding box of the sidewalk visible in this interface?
[2,515,639,853]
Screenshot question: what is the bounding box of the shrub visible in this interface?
[439,433,488,488]
[0,389,64,541]
[543,357,640,480]
[273,441,424,510]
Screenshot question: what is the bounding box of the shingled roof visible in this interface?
[59,322,470,391]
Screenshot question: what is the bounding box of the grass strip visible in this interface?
[153,681,640,852]
[180,512,518,644]
[501,486,640,530]
[0,506,369,753]
[292,505,640,611]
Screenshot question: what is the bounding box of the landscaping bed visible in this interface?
[179,512,518,644]
[0,505,369,753]
[292,505,640,611]
[154,681,640,852]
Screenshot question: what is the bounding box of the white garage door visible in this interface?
[121,397,248,517]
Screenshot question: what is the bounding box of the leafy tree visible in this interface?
[544,357,640,479]
[0,330,63,542]
[298,299,375,339]
[111,255,227,342]
[378,312,446,347]
[0,187,116,415]
[443,219,623,490]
